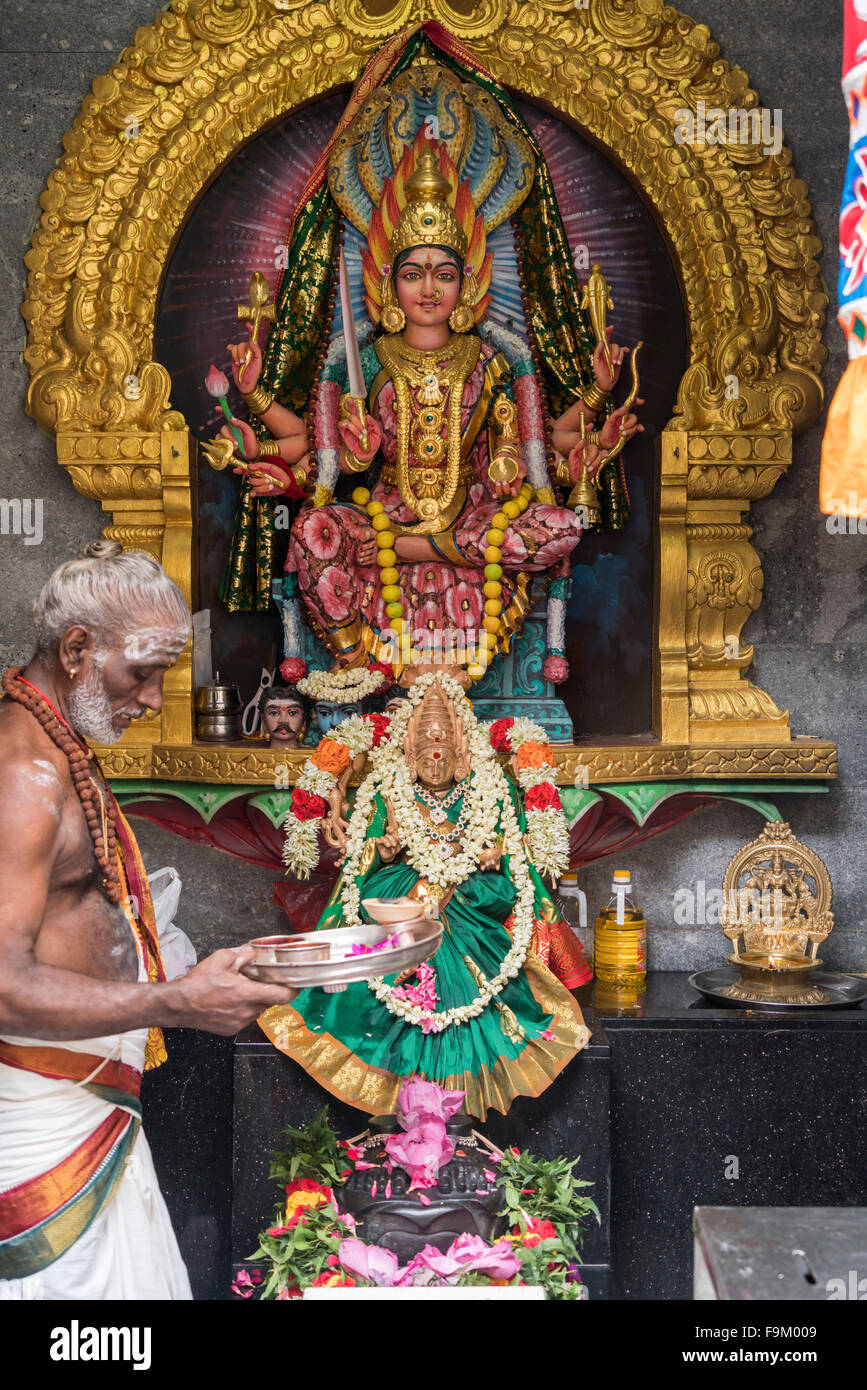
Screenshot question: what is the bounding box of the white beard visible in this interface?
[67,660,137,745]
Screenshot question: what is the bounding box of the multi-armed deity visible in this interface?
[215,42,641,687]
[209,37,644,1114]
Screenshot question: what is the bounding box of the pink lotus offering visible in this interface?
[203,363,244,451]
[382,1076,467,1189]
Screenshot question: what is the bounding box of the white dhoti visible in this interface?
[0,1023,192,1300]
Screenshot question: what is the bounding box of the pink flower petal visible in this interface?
[417,1193,431,1206]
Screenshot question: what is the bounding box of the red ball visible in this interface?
[280,658,307,684]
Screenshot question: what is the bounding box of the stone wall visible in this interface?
[1,0,858,977]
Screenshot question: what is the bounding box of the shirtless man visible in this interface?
[0,541,297,1299]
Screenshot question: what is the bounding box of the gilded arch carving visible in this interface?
[20,0,836,780]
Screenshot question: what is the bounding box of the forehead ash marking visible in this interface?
[122,626,189,663]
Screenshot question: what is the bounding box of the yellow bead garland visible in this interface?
[352,483,534,682]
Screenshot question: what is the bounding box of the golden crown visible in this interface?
[388,149,468,263]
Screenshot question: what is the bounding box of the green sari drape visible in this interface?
[259,787,590,1118]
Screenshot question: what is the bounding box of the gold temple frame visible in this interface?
[21,0,836,784]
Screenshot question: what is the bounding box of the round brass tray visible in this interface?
[242,918,443,993]
[689,967,867,1012]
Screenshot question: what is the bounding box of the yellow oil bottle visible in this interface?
[593,869,647,988]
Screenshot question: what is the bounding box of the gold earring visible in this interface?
[69,668,77,680]
[380,273,405,335]
[449,270,477,334]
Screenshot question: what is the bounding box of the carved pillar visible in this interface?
[683,431,792,743]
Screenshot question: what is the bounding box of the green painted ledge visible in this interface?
[111,779,827,831]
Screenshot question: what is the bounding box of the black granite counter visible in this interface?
[141,972,867,1299]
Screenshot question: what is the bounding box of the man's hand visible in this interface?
[169,946,298,1034]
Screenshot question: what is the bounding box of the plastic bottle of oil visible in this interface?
[593,869,647,987]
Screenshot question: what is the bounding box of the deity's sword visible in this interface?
[338,248,369,453]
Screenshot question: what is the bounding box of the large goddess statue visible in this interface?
[218,38,642,685]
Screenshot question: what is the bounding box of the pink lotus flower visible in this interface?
[399,1234,521,1286]
[204,364,230,398]
[337,1237,401,1287]
[395,1077,464,1130]
[384,1118,454,1188]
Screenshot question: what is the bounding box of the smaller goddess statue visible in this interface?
[264,673,592,1118]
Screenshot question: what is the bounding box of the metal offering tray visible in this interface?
[242,918,443,994]
[689,965,867,1012]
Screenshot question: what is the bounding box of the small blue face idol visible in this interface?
[315,699,363,733]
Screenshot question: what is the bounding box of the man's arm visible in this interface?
[0,759,296,1039]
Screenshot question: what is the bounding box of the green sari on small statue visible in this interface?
[260,784,590,1119]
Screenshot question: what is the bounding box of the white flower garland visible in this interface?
[480,716,570,881]
[282,673,570,1025]
[295,667,384,702]
[334,673,534,1032]
[282,712,377,879]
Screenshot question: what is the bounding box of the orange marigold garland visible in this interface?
[283,713,384,879]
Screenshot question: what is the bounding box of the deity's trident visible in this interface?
[237,272,276,380]
[338,248,369,453]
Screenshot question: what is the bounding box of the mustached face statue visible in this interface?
[261,696,307,749]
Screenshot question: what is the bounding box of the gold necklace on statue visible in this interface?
[376,334,481,532]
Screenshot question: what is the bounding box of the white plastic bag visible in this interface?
[148,867,197,980]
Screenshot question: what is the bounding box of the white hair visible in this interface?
[33,540,191,655]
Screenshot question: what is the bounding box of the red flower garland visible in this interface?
[363,712,391,747]
[489,716,515,751]
[525,782,563,813]
[291,787,328,821]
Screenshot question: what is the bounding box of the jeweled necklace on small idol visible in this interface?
[415,776,469,819]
